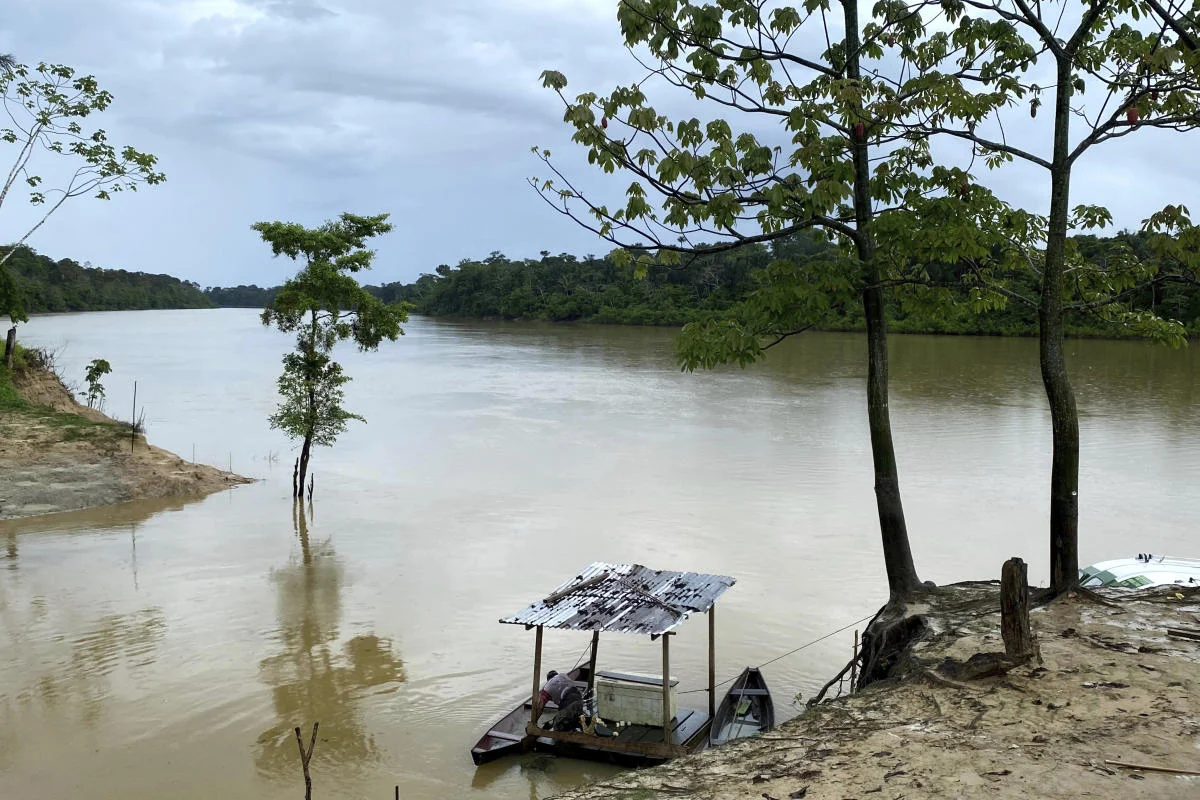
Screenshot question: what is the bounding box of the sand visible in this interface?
[550,584,1200,800]
[0,360,252,520]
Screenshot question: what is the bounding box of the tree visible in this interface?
[255,213,409,499]
[532,0,1029,597]
[83,357,111,409]
[1,58,165,324]
[882,0,1200,595]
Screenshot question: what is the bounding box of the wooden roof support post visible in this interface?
[708,605,716,719]
[662,632,671,744]
[530,625,544,731]
[587,630,600,695]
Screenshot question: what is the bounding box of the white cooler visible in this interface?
[595,671,678,727]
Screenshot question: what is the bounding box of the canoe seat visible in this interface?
[729,688,770,696]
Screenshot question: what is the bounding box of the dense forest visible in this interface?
[202,284,278,307]
[8,233,1198,339]
[363,231,1200,337]
[2,245,212,313]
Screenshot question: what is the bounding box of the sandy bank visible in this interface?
[551,585,1199,800]
[0,359,252,520]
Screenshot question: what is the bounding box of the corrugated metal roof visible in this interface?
[499,562,736,636]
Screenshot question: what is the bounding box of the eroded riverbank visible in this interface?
[0,355,250,519]
[551,585,1200,800]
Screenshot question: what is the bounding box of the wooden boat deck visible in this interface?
[600,708,710,746]
[473,692,710,766]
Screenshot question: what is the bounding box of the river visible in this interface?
[1,309,1196,800]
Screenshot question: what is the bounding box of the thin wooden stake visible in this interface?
[130,381,137,452]
[293,721,319,800]
[850,629,859,691]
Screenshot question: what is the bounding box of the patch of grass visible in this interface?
[0,362,27,411]
[2,347,121,436]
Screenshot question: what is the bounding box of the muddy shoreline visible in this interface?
[549,584,1200,800]
[0,360,251,520]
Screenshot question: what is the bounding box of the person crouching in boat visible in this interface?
[540,670,585,731]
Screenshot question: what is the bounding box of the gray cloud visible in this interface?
[1,0,1197,290]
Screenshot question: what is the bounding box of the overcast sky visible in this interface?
[3,0,1198,288]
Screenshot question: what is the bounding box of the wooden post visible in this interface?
[662,632,671,744]
[1001,557,1033,656]
[130,381,137,452]
[850,629,859,691]
[707,606,716,719]
[530,625,544,728]
[4,325,15,369]
[587,630,600,695]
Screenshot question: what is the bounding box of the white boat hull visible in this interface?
[1080,555,1200,589]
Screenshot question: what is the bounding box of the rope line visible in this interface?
[678,611,875,694]
[570,638,593,670]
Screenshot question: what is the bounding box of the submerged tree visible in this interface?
[255,213,409,498]
[1,58,164,326]
[533,0,1035,597]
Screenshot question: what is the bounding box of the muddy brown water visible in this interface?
[2,309,1197,799]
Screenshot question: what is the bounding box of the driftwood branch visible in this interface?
[294,721,319,800]
[1166,627,1200,642]
[1104,759,1200,776]
[807,654,857,706]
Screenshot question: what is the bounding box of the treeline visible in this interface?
[2,245,213,313]
[203,285,279,307]
[362,231,1200,336]
[367,234,830,326]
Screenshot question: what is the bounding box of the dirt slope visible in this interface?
[550,585,1200,800]
[0,360,252,520]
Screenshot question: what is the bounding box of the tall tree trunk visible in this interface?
[845,0,921,598]
[1043,58,1080,596]
[297,431,313,501]
[295,310,319,501]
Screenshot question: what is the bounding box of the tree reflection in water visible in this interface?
[254,501,406,778]
[0,603,165,725]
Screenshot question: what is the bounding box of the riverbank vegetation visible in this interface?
[10,229,1200,341]
[0,245,211,313]
[361,229,1200,338]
